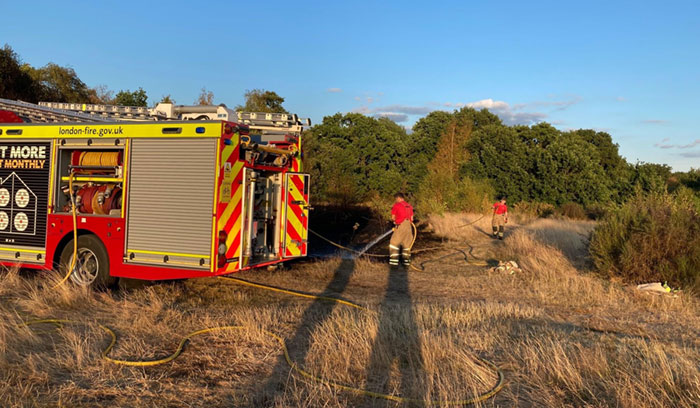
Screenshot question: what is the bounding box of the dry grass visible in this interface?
[1,214,699,407]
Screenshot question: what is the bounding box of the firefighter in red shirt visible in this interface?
[389,192,414,266]
[492,196,508,240]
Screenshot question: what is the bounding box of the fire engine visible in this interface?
[0,98,311,287]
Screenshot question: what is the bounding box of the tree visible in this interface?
[23,63,92,103]
[629,162,672,194]
[88,85,114,104]
[195,88,214,105]
[1,45,94,103]
[0,45,37,102]
[464,124,535,203]
[409,107,503,193]
[673,168,700,195]
[114,87,148,107]
[416,116,495,213]
[304,113,414,204]
[463,122,616,205]
[159,94,175,104]
[236,89,287,113]
[566,129,631,202]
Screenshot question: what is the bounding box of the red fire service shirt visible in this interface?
[493,202,508,215]
[392,201,414,225]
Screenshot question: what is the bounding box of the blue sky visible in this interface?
[2,0,698,170]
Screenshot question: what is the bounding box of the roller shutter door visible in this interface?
[126,138,217,268]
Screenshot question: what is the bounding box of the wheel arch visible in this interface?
[52,229,103,268]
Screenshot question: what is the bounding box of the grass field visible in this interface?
[1,214,698,407]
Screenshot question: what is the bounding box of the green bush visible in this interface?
[585,203,608,220]
[416,175,494,215]
[559,202,586,219]
[589,188,700,293]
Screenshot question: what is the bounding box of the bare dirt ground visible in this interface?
[1,214,699,407]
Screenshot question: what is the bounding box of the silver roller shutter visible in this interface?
[126,138,217,268]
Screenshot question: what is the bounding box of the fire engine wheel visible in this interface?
[60,235,115,288]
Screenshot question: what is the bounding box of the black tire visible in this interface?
[59,234,115,289]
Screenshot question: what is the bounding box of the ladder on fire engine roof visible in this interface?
[235,112,310,136]
[38,102,312,133]
[0,98,112,123]
[40,101,162,121]
[2,99,312,134]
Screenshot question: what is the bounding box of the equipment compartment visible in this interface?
[55,145,124,217]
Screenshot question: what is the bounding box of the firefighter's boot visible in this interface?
[498,226,504,240]
[402,248,411,267]
[389,244,400,266]
[492,226,498,238]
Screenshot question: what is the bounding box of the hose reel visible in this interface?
[63,150,124,214]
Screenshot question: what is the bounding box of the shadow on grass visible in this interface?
[254,257,358,405]
[364,264,426,406]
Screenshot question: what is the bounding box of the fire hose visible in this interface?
[51,172,78,289]
[29,274,504,405]
[75,151,121,168]
[308,215,490,270]
[35,211,503,405]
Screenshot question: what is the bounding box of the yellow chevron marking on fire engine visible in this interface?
[285,175,306,256]
[219,162,244,225]
[286,199,304,235]
[221,143,236,164]
[225,194,243,249]
[216,142,238,225]
[219,161,244,272]
[216,141,243,273]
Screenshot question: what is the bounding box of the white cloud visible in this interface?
[464,98,547,125]
[375,104,433,115]
[351,104,433,119]
[327,87,342,93]
[375,112,409,122]
[641,119,669,125]
[351,95,580,126]
[654,138,700,149]
[616,96,627,102]
[466,98,510,110]
[679,150,700,158]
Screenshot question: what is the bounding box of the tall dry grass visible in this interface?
[1,213,699,407]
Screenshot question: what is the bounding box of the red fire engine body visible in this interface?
[0,103,310,286]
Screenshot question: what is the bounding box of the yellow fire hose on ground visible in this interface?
[28,211,504,405]
[26,273,504,405]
